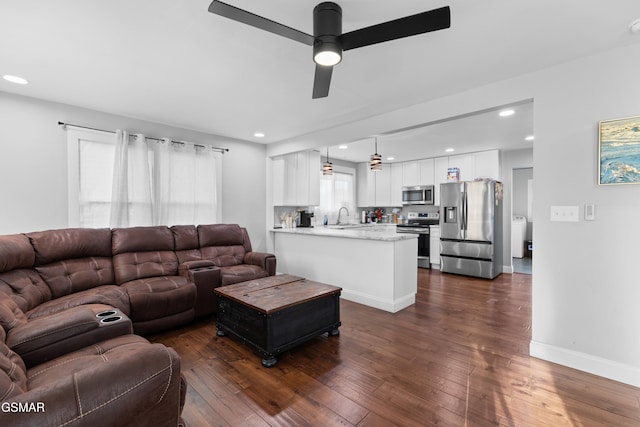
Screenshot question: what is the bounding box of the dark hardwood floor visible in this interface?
[151,269,640,426]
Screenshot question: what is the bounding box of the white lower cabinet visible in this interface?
[430,226,440,266]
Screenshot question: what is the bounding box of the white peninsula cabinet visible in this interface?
[272,150,320,206]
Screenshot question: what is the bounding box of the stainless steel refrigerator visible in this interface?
[439,180,503,279]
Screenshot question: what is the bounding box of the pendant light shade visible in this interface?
[323,147,333,175]
[370,137,382,171]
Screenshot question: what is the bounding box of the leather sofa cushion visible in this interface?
[171,225,202,264]
[18,335,184,427]
[113,251,179,284]
[112,226,174,255]
[200,246,245,267]
[27,228,112,266]
[25,285,130,319]
[171,225,199,250]
[0,293,27,333]
[198,224,244,247]
[36,257,115,299]
[0,235,34,273]
[0,269,51,313]
[0,327,28,400]
[121,276,196,322]
[220,264,269,286]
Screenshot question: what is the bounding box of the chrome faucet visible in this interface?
[336,207,350,225]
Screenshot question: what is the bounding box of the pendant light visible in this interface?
[323,147,333,175]
[370,136,382,171]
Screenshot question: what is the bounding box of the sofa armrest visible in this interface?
[244,252,277,276]
[179,262,221,317]
[179,259,215,270]
[1,342,184,427]
[7,304,132,367]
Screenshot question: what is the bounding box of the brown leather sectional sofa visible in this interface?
[0,223,275,426]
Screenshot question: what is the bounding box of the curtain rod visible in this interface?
[57,121,229,153]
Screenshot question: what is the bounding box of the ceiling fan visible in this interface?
[208,1,451,99]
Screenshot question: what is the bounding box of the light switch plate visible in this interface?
[584,204,595,221]
[550,205,580,222]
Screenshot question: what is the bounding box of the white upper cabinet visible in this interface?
[357,162,402,207]
[402,161,419,187]
[447,150,500,183]
[374,167,392,207]
[418,158,434,185]
[473,150,500,180]
[272,150,320,206]
[434,156,449,206]
[390,163,403,207]
[356,162,375,207]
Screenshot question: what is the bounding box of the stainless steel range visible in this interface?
[396,212,440,268]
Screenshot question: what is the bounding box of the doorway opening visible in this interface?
[512,167,533,274]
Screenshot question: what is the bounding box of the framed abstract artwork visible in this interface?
[598,115,640,185]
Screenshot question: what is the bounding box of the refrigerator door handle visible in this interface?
[462,188,468,236]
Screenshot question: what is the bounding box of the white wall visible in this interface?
[529,43,640,386]
[0,92,269,251]
[268,41,640,386]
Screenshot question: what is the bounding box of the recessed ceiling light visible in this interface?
[2,74,29,85]
[386,157,395,161]
[499,109,515,117]
[445,148,455,153]
[253,132,265,138]
[630,18,640,34]
[338,145,348,149]
[525,135,535,141]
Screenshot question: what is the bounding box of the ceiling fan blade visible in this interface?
[312,65,333,99]
[208,1,314,46]
[339,6,450,51]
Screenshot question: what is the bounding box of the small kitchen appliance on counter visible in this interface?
[299,211,314,227]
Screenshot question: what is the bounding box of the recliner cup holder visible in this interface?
[100,316,123,323]
[96,310,118,318]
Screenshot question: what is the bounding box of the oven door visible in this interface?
[397,227,430,268]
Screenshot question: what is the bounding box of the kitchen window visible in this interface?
[316,169,356,224]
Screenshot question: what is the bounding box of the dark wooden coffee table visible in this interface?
[214,274,341,367]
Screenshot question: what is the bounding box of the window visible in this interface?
[316,169,356,224]
[66,128,221,228]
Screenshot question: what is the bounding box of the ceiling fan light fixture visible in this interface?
[313,2,343,67]
[314,48,341,66]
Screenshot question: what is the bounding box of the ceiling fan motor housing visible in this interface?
[313,2,343,65]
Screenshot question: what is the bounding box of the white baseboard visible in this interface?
[341,289,415,313]
[530,340,640,388]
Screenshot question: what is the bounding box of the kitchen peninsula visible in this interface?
[272,225,418,313]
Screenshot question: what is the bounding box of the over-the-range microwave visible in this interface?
[402,185,435,205]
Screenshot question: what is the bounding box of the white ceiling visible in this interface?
[2,1,640,162]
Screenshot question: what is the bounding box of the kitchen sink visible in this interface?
[324,224,368,230]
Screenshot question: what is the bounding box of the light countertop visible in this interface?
[272,224,417,242]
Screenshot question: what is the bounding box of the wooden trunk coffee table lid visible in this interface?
[214,274,341,314]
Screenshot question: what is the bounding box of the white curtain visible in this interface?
[110,132,154,227]
[154,139,221,226]
[110,131,221,228]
